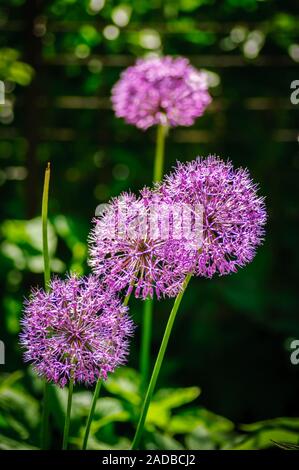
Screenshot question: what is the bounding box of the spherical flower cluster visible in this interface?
[20,275,134,387]
[111,56,212,130]
[88,192,189,300]
[157,156,267,277]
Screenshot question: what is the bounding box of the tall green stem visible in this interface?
[40,162,51,450]
[153,124,168,183]
[62,378,74,450]
[82,380,102,450]
[140,124,168,392]
[140,299,153,393]
[123,290,132,307]
[42,163,51,290]
[132,274,192,450]
[81,290,132,450]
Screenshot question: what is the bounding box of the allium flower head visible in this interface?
[20,275,134,387]
[112,56,211,130]
[157,156,267,277]
[88,192,188,300]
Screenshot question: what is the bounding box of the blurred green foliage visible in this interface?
[1,368,299,450]
[0,0,299,450]
[0,48,34,86]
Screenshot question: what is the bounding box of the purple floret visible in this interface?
[20,274,134,387]
[88,192,189,300]
[157,156,267,277]
[112,56,212,130]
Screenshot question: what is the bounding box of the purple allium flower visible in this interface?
[111,56,212,130]
[88,192,188,300]
[157,156,267,277]
[20,275,134,387]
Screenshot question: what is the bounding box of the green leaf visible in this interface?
[0,371,24,391]
[75,435,130,450]
[1,218,57,257]
[232,429,299,450]
[168,414,202,434]
[193,408,234,433]
[94,397,126,418]
[92,410,130,433]
[152,387,201,410]
[0,387,40,428]
[146,403,170,429]
[69,390,93,419]
[241,417,299,432]
[185,426,216,450]
[147,432,184,450]
[0,434,37,450]
[0,48,34,85]
[104,368,141,405]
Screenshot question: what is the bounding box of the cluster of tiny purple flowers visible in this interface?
[156,156,267,278]
[20,275,134,387]
[112,56,211,130]
[88,192,189,300]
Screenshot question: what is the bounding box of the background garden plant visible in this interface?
[0,0,298,451]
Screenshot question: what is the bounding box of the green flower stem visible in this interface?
[123,290,132,307]
[40,162,51,450]
[62,378,74,450]
[82,380,102,450]
[42,162,51,290]
[140,298,153,393]
[140,124,168,393]
[132,273,192,450]
[153,124,168,183]
[81,290,132,450]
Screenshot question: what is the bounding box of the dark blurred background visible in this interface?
[0,0,299,429]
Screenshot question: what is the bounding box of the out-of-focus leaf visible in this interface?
[1,218,57,255]
[92,409,130,433]
[0,434,37,450]
[146,403,170,429]
[194,408,234,433]
[272,440,299,450]
[4,415,29,439]
[146,432,184,450]
[241,417,299,432]
[87,398,131,434]
[3,296,22,334]
[232,429,299,450]
[152,387,201,410]
[48,384,67,431]
[94,397,126,418]
[0,48,34,85]
[145,387,201,431]
[71,390,93,419]
[185,426,216,450]
[0,371,24,391]
[0,387,40,428]
[53,215,87,273]
[75,435,130,450]
[104,368,141,405]
[168,414,202,434]
[1,242,26,269]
